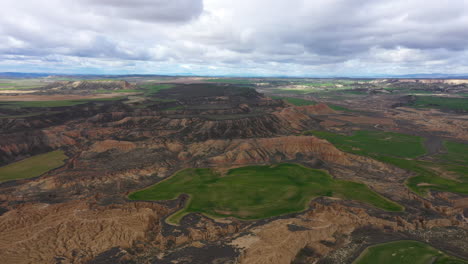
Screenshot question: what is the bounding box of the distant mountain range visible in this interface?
[1,72,468,79]
[382,73,468,79]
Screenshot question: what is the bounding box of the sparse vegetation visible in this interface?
[354,240,468,264]
[129,163,402,224]
[270,96,317,106]
[0,150,67,183]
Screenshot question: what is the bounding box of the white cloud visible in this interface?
[0,0,467,75]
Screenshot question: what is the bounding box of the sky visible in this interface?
[1,0,468,76]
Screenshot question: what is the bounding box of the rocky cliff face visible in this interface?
[186,136,351,166]
[235,202,467,264]
[41,80,135,93]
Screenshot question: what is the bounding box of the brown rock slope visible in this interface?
[0,201,170,264]
[187,136,351,166]
[234,202,467,264]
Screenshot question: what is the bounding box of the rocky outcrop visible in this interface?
[42,80,135,92]
[186,136,352,166]
[234,202,464,264]
[88,140,136,153]
[0,129,77,165]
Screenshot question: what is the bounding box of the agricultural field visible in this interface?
[129,163,402,224]
[437,141,468,164]
[0,78,45,90]
[309,130,468,195]
[410,96,468,111]
[138,83,174,95]
[94,89,142,94]
[270,96,317,106]
[0,96,126,109]
[204,78,257,84]
[0,150,67,183]
[328,104,354,112]
[354,240,468,264]
[0,100,88,108]
[379,156,468,195]
[305,131,426,158]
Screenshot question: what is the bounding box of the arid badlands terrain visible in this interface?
[0,76,467,264]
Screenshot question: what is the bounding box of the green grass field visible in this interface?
[94,89,142,94]
[294,82,336,87]
[0,96,126,109]
[204,78,256,84]
[328,104,354,112]
[437,141,468,164]
[0,150,67,183]
[0,100,88,108]
[0,79,44,90]
[305,131,426,158]
[271,96,317,106]
[308,130,468,195]
[139,84,175,95]
[410,96,468,111]
[377,156,468,195]
[129,163,402,224]
[354,240,468,264]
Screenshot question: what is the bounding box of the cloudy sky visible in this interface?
[1,0,468,76]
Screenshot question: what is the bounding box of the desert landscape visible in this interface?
[0,76,467,264]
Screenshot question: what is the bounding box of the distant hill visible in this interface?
[380,73,468,79]
[1,72,468,79]
[0,72,52,78]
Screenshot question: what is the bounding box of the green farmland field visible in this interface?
[411,96,468,111]
[94,89,142,94]
[139,84,175,95]
[129,163,402,224]
[0,96,126,109]
[271,96,317,106]
[354,240,468,264]
[0,150,67,183]
[305,130,426,158]
[437,141,468,164]
[309,130,468,195]
[204,78,256,84]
